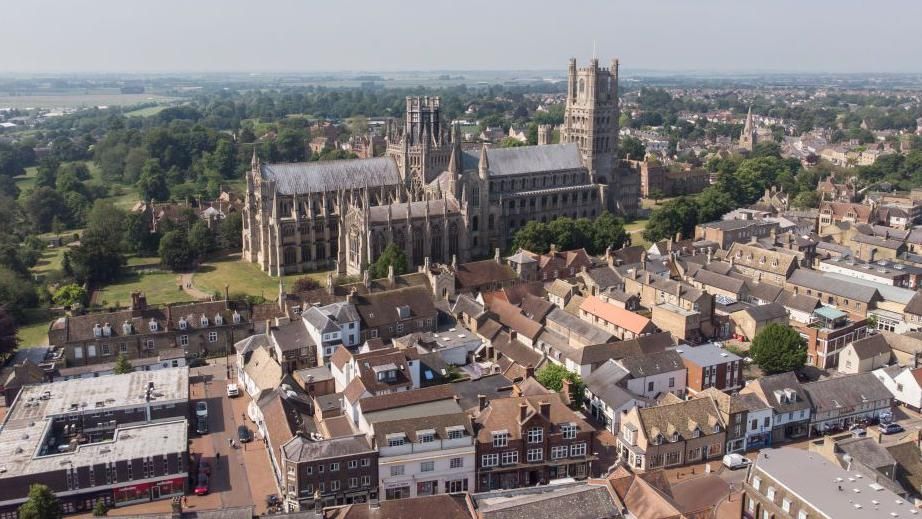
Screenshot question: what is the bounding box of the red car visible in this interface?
[194,474,209,495]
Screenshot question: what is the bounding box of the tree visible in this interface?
[499,137,527,148]
[591,213,628,254]
[18,484,62,519]
[34,157,60,189]
[136,159,169,201]
[124,211,159,255]
[792,191,820,209]
[276,129,307,162]
[113,353,134,375]
[92,499,108,517]
[67,202,126,284]
[749,323,807,375]
[0,305,19,359]
[369,243,408,280]
[188,221,216,260]
[52,284,87,308]
[642,197,698,243]
[0,267,38,320]
[219,212,242,250]
[159,230,195,271]
[618,136,646,160]
[23,187,69,232]
[647,188,666,204]
[511,221,553,254]
[535,363,584,407]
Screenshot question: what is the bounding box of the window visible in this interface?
[561,424,577,440]
[120,343,128,353]
[329,463,339,472]
[361,475,371,486]
[420,461,434,472]
[330,480,340,492]
[350,477,358,489]
[447,427,465,440]
[782,498,792,512]
[766,486,776,501]
[570,442,587,457]
[482,454,499,467]
[387,435,406,447]
[101,344,111,356]
[647,381,654,392]
[306,465,312,475]
[348,460,358,469]
[551,446,568,459]
[144,339,155,350]
[417,430,435,443]
[361,458,370,467]
[752,476,761,491]
[668,377,675,388]
[527,427,543,444]
[390,465,405,476]
[450,457,463,469]
[798,511,808,519]
[492,431,509,447]
[208,331,218,343]
[501,450,519,465]
[179,335,188,347]
[527,448,544,462]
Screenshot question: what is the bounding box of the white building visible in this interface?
[351,386,475,500]
[302,302,361,365]
[583,360,647,434]
[613,350,687,399]
[874,365,922,410]
[740,393,773,450]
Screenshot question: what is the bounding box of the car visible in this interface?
[226,383,240,397]
[722,453,752,470]
[195,415,208,435]
[879,423,904,435]
[879,411,894,424]
[197,458,211,475]
[194,474,209,495]
[850,426,867,437]
[195,401,208,417]
[238,425,253,443]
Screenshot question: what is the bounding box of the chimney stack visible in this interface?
[387,264,395,284]
[519,402,529,422]
[538,401,551,418]
[525,364,535,379]
[478,394,487,411]
[562,378,572,403]
[494,248,501,264]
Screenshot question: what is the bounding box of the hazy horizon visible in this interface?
[4,0,922,75]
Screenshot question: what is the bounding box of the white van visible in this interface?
[226,383,240,397]
[723,453,751,470]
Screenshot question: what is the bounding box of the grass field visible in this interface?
[0,94,177,110]
[16,308,52,348]
[193,253,330,299]
[124,105,169,117]
[14,166,38,192]
[92,271,186,307]
[31,246,68,277]
[126,255,161,267]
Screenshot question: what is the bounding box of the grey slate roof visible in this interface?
[743,371,810,415]
[584,361,635,407]
[736,302,788,322]
[693,268,745,294]
[461,143,584,177]
[472,482,622,519]
[775,290,821,313]
[847,333,893,360]
[617,350,685,378]
[260,158,401,195]
[675,343,742,367]
[546,307,614,345]
[787,269,879,303]
[281,434,373,462]
[802,372,892,410]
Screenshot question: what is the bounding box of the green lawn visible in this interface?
[624,218,649,233]
[16,308,52,348]
[31,246,67,276]
[91,271,186,307]
[194,253,330,299]
[124,105,168,117]
[125,255,161,267]
[14,166,37,193]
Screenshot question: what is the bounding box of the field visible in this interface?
[16,308,52,348]
[14,166,37,192]
[0,93,177,110]
[124,105,169,117]
[31,246,68,276]
[193,253,330,300]
[91,271,185,307]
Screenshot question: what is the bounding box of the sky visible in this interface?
[2,0,921,74]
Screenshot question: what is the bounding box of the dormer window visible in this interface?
[386,433,406,447]
[178,318,188,330]
[671,432,679,442]
[492,431,509,448]
[93,324,102,337]
[215,313,224,326]
[561,423,577,440]
[416,430,435,443]
[200,315,209,327]
[692,428,701,438]
[713,424,721,433]
[232,311,241,324]
[122,321,132,335]
[149,319,158,332]
[102,323,112,337]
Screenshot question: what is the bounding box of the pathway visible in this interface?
[180,272,213,301]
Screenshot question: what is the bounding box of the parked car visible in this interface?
[197,458,211,475]
[195,415,208,435]
[226,383,240,397]
[879,411,893,424]
[849,426,867,438]
[879,423,904,435]
[723,453,751,470]
[194,474,209,495]
[238,425,253,443]
[195,401,208,417]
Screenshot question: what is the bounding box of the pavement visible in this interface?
[99,357,273,517]
[180,272,212,301]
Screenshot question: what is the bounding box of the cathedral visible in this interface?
[243,58,640,277]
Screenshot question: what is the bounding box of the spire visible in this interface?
[743,106,754,134]
[251,148,259,170]
[478,144,489,180]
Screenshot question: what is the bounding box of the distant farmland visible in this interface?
[0,93,177,110]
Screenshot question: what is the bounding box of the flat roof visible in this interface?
[674,343,742,366]
[814,306,847,321]
[0,420,187,479]
[752,447,915,518]
[11,367,189,418]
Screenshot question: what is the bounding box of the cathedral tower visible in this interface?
[560,57,620,186]
[385,96,454,199]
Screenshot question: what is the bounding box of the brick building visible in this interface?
[280,434,378,510]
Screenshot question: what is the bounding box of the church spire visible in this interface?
[743,106,754,134]
[251,147,259,170]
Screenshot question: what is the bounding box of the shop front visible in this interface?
[113,477,186,506]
